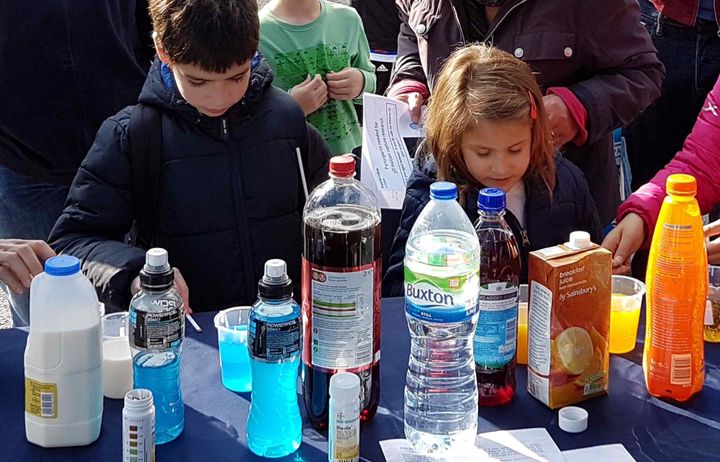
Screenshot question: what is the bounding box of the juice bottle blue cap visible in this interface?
[45,255,81,276]
[477,187,506,212]
[430,181,458,200]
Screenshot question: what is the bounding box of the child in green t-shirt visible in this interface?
[260,0,377,155]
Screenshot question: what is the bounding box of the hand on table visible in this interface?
[0,239,55,294]
[543,94,580,147]
[392,91,424,124]
[601,213,646,275]
[289,74,328,115]
[326,67,364,101]
[131,267,193,314]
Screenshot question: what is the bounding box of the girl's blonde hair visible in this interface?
[426,45,556,199]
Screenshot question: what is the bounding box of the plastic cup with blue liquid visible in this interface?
[214,307,252,392]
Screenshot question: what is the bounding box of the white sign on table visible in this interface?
[360,93,419,210]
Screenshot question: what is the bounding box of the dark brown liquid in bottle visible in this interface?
[302,205,381,429]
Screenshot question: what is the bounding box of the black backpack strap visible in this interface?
[127,103,163,249]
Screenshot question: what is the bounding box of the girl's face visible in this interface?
[460,118,532,192]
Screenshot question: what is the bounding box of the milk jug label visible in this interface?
[130,302,184,350]
[474,282,518,368]
[25,378,57,419]
[404,266,479,323]
[248,316,302,361]
[304,259,375,372]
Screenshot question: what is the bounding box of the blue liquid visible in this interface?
[133,351,184,444]
[219,325,252,392]
[247,357,302,457]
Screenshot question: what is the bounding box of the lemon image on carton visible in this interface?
[526,232,611,409]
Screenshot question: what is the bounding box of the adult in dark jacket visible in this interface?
[383,151,601,296]
[386,0,665,227]
[48,55,330,313]
[0,0,152,325]
[625,0,720,190]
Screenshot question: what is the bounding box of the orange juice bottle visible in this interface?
[644,174,707,401]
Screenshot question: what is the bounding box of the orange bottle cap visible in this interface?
[666,174,696,196]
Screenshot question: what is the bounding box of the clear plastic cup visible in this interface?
[705,266,720,343]
[214,306,252,392]
[101,312,133,399]
[517,284,529,365]
[609,275,646,354]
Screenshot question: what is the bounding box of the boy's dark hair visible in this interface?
[149,0,259,72]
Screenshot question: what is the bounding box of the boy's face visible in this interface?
[164,57,253,118]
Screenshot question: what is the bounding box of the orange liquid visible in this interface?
[609,294,641,354]
[517,302,528,365]
[644,186,707,401]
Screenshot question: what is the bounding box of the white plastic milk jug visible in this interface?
[24,255,103,447]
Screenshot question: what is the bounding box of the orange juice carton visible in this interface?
[526,231,611,409]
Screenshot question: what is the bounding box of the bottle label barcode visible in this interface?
[505,318,517,344]
[671,353,692,386]
[25,377,58,419]
[40,392,54,417]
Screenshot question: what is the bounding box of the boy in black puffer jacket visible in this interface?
[49,0,330,313]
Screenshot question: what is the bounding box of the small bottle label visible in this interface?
[474,282,518,368]
[24,378,57,419]
[123,408,155,462]
[248,316,302,361]
[330,405,360,462]
[129,299,184,351]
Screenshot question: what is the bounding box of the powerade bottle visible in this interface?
[129,248,185,444]
[302,155,382,429]
[247,259,302,457]
[473,188,520,406]
[404,182,480,454]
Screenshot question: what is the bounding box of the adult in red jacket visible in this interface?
[603,75,720,273]
[387,0,664,227]
[624,0,720,190]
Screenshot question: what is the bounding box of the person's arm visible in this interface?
[387,0,428,95]
[567,0,664,146]
[48,115,146,312]
[382,185,430,297]
[351,13,377,102]
[604,76,720,270]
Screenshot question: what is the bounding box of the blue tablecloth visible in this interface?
[2,297,720,461]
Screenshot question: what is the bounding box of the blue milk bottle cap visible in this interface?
[45,255,81,276]
[477,187,506,212]
[430,181,458,200]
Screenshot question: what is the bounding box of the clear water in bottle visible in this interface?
[404,182,480,454]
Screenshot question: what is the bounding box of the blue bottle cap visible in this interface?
[430,181,458,200]
[477,187,506,212]
[45,255,81,276]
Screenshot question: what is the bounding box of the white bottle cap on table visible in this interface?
[559,406,588,433]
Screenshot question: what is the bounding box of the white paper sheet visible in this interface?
[380,428,565,462]
[561,444,636,462]
[360,93,417,210]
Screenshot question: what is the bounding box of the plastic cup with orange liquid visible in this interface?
[609,276,645,354]
[517,284,529,364]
